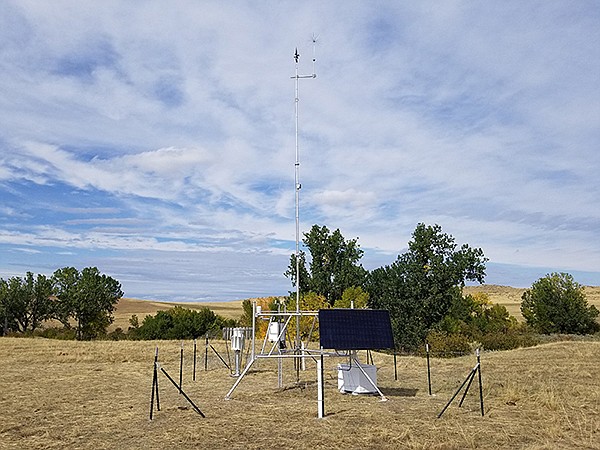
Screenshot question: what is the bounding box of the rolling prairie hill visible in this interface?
[112,297,246,330]
[464,284,600,320]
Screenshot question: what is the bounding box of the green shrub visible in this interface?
[425,331,471,357]
[439,292,517,340]
[479,330,539,351]
[426,323,539,356]
[35,326,77,340]
[135,306,227,340]
[107,327,127,341]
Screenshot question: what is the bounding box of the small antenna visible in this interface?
[311,33,318,78]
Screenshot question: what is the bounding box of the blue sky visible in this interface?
[1,1,599,302]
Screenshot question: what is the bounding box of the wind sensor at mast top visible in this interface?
[293,35,317,78]
[291,36,317,345]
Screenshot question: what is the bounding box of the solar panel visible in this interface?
[318,309,395,350]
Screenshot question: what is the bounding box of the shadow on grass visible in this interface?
[382,387,418,397]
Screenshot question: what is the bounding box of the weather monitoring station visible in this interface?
[148,39,485,423]
[222,40,397,418]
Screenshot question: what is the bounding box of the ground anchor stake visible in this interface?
[426,343,432,396]
[193,339,197,381]
[437,349,484,418]
[160,366,205,418]
[149,346,160,420]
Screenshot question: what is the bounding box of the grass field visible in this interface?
[0,337,599,449]
[3,285,600,449]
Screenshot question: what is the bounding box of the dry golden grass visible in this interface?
[1,337,599,449]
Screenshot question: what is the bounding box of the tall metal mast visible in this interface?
[292,37,317,350]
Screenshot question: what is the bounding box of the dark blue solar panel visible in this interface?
[319,309,394,350]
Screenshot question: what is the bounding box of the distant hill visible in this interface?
[112,297,245,331]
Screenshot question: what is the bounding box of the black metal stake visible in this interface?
[160,367,205,418]
[210,344,232,370]
[149,347,160,420]
[437,364,478,419]
[150,365,156,420]
[179,342,183,394]
[437,349,485,418]
[458,368,477,407]
[204,334,209,371]
[193,339,197,382]
[426,343,432,396]
[154,356,160,412]
[225,336,232,374]
[393,351,398,381]
[477,349,484,417]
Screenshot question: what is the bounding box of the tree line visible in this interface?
[285,223,599,352]
[2,223,598,348]
[0,266,238,341]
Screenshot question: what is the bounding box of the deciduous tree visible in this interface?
[0,272,53,334]
[333,286,369,308]
[52,267,123,340]
[285,225,367,305]
[367,223,487,351]
[521,272,599,334]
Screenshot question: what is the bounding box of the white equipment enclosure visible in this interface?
[338,362,378,394]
